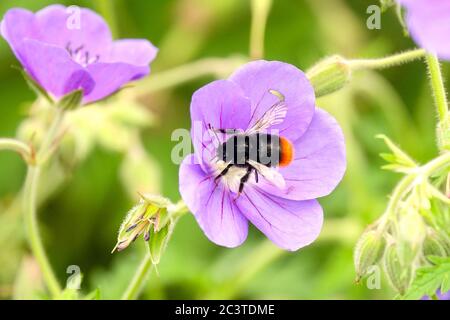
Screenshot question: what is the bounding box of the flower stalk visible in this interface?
[22,105,69,298]
[0,138,33,163]
[347,48,426,70]
[250,0,273,60]
[23,166,61,297]
[425,54,450,151]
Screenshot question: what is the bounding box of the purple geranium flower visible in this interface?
[0,5,157,104]
[399,0,450,60]
[422,289,450,300]
[179,60,346,251]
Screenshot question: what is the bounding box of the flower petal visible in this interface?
[84,62,149,104]
[179,155,249,248]
[20,39,95,98]
[403,0,450,60]
[35,4,112,57]
[236,188,323,251]
[106,39,158,66]
[0,8,36,64]
[190,80,252,170]
[229,60,315,141]
[258,108,346,201]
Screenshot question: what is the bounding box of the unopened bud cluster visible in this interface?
[354,134,450,295]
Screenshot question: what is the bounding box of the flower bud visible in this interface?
[398,211,426,264]
[423,228,449,261]
[383,243,412,295]
[306,55,351,98]
[113,194,172,252]
[354,230,386,281]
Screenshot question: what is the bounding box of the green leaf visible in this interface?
[58,89,84,110]
[402,256,450,300]
[148,221,172,265]
[377,134,417,170]
[13,66,53,104]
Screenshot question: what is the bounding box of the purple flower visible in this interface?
[399,0,450,60]
[179,60,346,251]
[0,5,157,104]
[422,289,450,300]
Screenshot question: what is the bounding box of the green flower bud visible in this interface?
[113,194,173,253]
[354,230,386,281]
[306,55,351,98]
[383,243,412,295]
[423,228,449,261]
[398,211,426,264]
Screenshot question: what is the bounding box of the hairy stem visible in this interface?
[250,0,273,60]
[121,254,154,300]
[425,54,449,125]
[347,48,426,70]
[0,138,33,163]
[135,56,246,96]
[22,107,66,298]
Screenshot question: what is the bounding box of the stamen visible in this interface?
[65,42,100,67]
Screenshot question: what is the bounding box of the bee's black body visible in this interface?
[217,133,280,167]
[215,132,281,193]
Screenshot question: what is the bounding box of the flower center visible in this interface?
[66,42,100,67]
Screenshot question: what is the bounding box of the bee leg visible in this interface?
[237,166,254,195]
[214,163,233,183]
[254,168,259,183]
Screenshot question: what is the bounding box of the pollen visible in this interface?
[279,136,294,167]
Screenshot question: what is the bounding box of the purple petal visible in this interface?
[403,0,450,60]
[236,187,323,251]
[257,108,346,201]
[34,4,112,57]
[106,39,158,66]
[19,39,95,98]
[83,62,149,104]
[229,60,315,141]
[179,155,249,248]
[190,80,252,170]
[0,8,36,64]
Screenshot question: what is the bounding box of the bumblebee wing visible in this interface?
[246,90,287,135]
[248,160,286,189]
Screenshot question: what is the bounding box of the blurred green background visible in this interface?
[0,0,446,299]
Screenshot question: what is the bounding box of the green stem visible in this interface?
[250,0,273,60]
[23,166,61,297]
[377,152,450,232]
[94,0,119,37]
[121,254,153,300]
[377,173,417,232]
[347,48,426,70]
[22,107,66,298]
[422,151,450,176]
[0,138,33,162]
[425,54,449,123]
[135,56,246,96]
